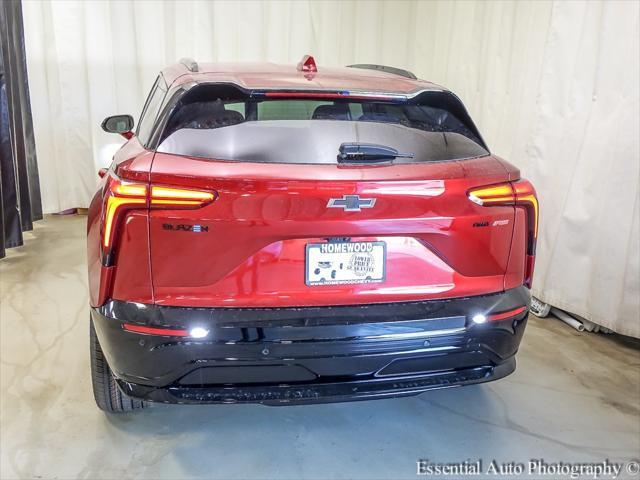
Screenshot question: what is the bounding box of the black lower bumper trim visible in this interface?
[91,287,529,405]
[117,359,515,405]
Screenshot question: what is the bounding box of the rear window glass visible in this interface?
[258,100,332,120]
[225,102,245,117]
[157,88,488,164]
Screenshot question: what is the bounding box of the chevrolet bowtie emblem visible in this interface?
[327,195,376,212]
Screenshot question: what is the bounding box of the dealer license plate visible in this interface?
[305,241,386,286]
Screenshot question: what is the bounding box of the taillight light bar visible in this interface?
[150,185,216,206]
[467,183,515,206]
[468,180,539,288]
[101,175,216,265]
[512,180,539,242]
[103,186,146,248]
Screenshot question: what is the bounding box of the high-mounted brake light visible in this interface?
[101,175,216,266]
[297,54,317,73]
[260,91,404,101]
[468,180,539,288]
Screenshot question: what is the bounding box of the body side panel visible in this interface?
[87,138,154,307]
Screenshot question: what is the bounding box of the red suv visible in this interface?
[88,57,538,412]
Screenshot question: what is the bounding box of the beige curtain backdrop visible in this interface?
[21,0,639,337]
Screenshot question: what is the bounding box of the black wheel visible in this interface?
[90,318,147,413]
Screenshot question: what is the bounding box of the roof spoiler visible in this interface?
[347,64,417,80]
[179,57,198,73]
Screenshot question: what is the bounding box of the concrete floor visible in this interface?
[1,214,639,480]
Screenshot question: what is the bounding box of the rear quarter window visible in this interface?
[137,76,168,147]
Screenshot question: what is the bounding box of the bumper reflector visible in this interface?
[487,306,528,322]
[123,323,190,337]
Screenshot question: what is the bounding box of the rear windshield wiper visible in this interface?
[337,143,415,164]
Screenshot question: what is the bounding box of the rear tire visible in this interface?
[90,318,147,413]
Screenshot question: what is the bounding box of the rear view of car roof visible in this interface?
[161,59,445,95]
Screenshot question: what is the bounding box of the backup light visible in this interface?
[472,314,487,324]
[189,327,209,339]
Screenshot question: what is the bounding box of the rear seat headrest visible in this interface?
[312,104,351,120]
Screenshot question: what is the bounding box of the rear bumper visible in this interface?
[91,287,530,405]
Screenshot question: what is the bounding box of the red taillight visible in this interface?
[468,180,539,288]
[101,175,216,265]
